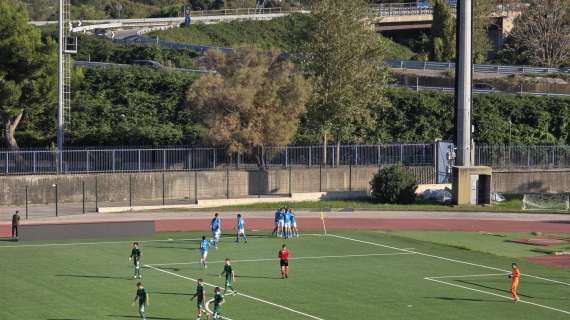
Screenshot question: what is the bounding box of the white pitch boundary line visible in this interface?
[146,265,325,320]
[205,298,234,320]
[425,277,570,315]
[328,234,570,287]
[0,233,320,249]
[0,237,205,248]
[147,252,415,267]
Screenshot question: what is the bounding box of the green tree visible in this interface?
[300,0,391,164]
[0,0,56,149]
[430,0,455,61]
[187,47,311,167]
[504,0,570,67]
[69,66,198,146]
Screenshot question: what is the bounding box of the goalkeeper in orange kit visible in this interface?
[508,263,521,302]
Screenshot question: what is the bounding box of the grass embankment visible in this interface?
[152,14,417,59]
[216,195,526,212]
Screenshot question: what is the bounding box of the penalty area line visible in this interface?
[146,265,326,320]
[147,252,415,267]
[425,277,570,315]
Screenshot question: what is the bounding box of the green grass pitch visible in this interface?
[0,230,569,320]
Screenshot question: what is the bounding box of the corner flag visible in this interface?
[320,212,327,236]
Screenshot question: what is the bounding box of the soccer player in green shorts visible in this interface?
[219,258,237,295]
[191,279,209,320]
[132,282,149,320]
[129,242,142,279]
[212,287,225,320]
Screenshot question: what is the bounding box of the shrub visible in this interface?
[370,164,418,204]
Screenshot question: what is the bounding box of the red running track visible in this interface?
[155,217,570,233]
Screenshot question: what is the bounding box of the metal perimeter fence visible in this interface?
[0,144,434,175]
[2,144,570,175]
[475,145,570,169]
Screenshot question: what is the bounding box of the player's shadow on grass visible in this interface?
[150,267,181,272]
[236,275,283,280]
[144,245,199,251]
[107,315,181,320]
[56,274,131,280]
[0,238,17,242]
[153,291,193,296]
[425,296,507,303]
[455,280,534,299]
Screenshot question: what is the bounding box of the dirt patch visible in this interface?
[526,255,570,269]
[509,238,568,246]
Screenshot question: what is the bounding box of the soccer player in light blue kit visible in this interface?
[210,213,222,249]
[199,235,209,269]
[277,208,286,237]
[283,208,293,239]
[290,209,299,237]
[272,208,282,236]
[235,213,247,243]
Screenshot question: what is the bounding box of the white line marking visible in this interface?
[148,252,415,267]
[425,277,570,315]
[0,233,320,249]
[146,265,325,320]
[428,273,508,279]
[329,234,570,287]
[205,298,234,320]
[0,237,203,248]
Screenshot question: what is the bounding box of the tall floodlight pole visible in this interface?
[454,0,472,167]
[57,0,65,172]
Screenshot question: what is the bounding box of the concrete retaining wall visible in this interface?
[492,169,570,194]
[0,166,435,207]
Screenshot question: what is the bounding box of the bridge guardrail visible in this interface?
[386,59,568,75]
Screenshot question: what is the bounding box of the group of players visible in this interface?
[272,207,299,238]
[129,210,294,320]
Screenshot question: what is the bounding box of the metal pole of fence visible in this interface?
[194,171,198,204]
[354,145,358,166]
[95,176,98,211]
[349,147,353,192]
[162,171,165,205]
[285,147,289,168]
[213,149,217,169]
[5,152,8,175]
[289,166,292,196]
[82,181,85,214]
[527,146,531,168]
[308,146,312,167]
[129,175,132,208]
[226,167,230,199]
[378,145,381,166]
[349,161,352,192]
[54,184,58,217]
[319,162,323,192]
[25,185,28,220]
